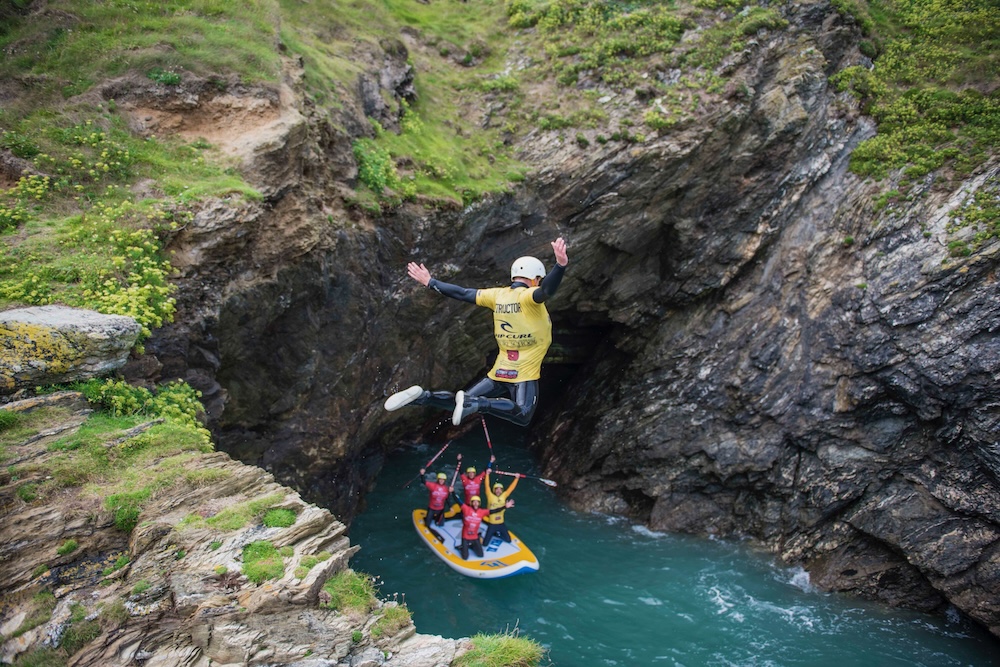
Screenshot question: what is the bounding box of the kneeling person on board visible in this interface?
[483,470,519,545]
[460,495,513,560]
[421,469,453,527]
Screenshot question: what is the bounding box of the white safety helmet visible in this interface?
[510,256,546,282]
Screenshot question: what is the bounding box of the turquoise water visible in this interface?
[349,420,999,666]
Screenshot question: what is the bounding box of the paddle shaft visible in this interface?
[480,416,495,457]
[402,439,452,489]
[492,469,558,487]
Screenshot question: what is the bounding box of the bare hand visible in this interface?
[407,262,432,286]
[551,237,568,267]
[506,499,515,508]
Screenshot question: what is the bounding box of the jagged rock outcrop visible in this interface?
[80,0,998,640]
[0,392,469,666]
[0,306,141,394]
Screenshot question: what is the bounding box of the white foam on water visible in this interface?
[639,596,663,606]
[632,524,668,539]
[602,598,627,606]
[774,564,815,593]
[708,586,735,615]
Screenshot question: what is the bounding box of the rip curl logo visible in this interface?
[499,320,515,333]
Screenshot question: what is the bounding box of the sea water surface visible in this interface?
[349,420,999,667]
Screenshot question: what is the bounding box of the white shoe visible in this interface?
[452,390,478,425]
[385,385,424,411]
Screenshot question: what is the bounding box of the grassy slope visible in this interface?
[1,0,995,326]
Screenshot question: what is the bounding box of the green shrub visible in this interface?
[57,539,79,556]
[17,482,37,502]
[131,580,151,595]
[454,629,547,667]
[352,630,363,643]
[105,489,151,533]
[262,508,297,528]
[60,618,101,654]
[241,541,285,584]
[320,569,377,614]
[209,540,223,550]
[147,68,182,85]
[371,604,411,638]
[0,410,22,431]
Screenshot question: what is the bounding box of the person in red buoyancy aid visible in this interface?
[420,470,452,527]
[460,495,513,560]
[459,455,494,502]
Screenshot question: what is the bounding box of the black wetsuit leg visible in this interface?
[412,391,458,411]
[471,539,484,558]
[483,523,500,545]
[473,380,538,427]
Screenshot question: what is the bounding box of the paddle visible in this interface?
[402,439,453,488]
[480,416,495,458]
[492,469,558,487]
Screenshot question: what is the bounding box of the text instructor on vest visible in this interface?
[384,237,569,427]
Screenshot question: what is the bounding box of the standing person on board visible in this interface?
[420,469,452,528]
[384,237,569,427]
[460,455,495,502]
[459,494,513,560]
[482,469,519,545]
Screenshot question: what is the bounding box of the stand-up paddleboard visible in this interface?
[412,509,539,578]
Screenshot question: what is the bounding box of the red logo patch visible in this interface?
[507,350,519,361]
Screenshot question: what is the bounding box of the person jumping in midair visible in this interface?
[384,237,569,427]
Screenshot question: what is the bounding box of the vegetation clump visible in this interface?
[241,540,285,584]
[320,569,378,614]
[830,0,999,182]
[371,604,412,638]
[453,628,548,667]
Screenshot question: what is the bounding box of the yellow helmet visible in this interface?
[470,495,481,503]
[436,472,447,480]
[466,467,476,474]
[493,483,504,492]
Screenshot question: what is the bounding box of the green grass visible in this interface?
[241,540,285,584]
[371,604,411,638]
[8,591,57,639]
[56,539,78,556]
[453,629,547,667]
[831,0,1000,183]
[0,0,281,101]
[320,569,377,614]
[202,492,288,531]
[262,507,297,528]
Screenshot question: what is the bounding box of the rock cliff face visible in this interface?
[121,1,998,638]
[0,392,466,666]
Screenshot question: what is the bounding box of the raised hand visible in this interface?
[407,262,432,286]
[551,237,568,267]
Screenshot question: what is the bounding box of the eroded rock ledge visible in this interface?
[0,392,468,666]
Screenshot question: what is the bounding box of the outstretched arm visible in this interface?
[535,237,568,303]
[409,261,478,303]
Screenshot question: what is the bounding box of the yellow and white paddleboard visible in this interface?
[412,509,539,578]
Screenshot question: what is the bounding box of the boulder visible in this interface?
[0,306,141,394]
